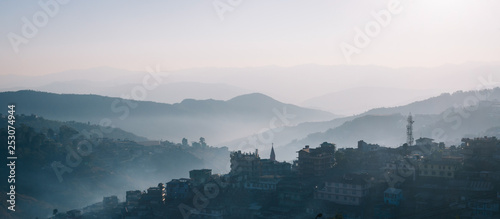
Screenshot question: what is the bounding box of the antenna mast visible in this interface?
[407,113,414,146]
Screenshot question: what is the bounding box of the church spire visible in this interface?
[270,143,276,161]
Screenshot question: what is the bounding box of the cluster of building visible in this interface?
[51,136,500,219]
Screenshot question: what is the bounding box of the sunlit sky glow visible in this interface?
[1,0,499,76]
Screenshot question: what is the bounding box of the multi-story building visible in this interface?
[230,150,260,177]
[277,179,313,207]
[166,178,191,201]
[142,183,165,204]
[126,190,142,206]
[418,160,460,179]
[297,142,335,177]
[190,169,212,186]
[230,148,291,178]
[314,174,370,206]
[244,177,281,192]
[258,159,292,176]
[462,137,500,159]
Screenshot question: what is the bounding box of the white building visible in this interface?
[315,174,370,206]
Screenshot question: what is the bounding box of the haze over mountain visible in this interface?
[272,88,500,161]
[0,115,230,218]
[302,87,442,116]
[0,90,336,145]
[2,63,500,115]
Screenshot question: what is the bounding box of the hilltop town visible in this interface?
[49,133,500,218]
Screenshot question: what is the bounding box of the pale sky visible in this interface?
[1,0,500,76]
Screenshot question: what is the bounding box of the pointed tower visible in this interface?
[270,144,276,161]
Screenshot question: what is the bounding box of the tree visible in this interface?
[182,138,189,147]
[59,125,78,141]
[439,142,445,150]
[192,142,201,148]
[402,143,409,156]
[47,128,55,139]
[335,151,346,168]
[199,137,207,147]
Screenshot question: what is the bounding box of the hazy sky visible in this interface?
[1,0,500,76]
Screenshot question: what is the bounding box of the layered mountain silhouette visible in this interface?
[0,90,336,144]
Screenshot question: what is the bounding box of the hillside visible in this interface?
[279,100,500,161]
[0,114,147,142]
[0,90,336,144]
[226,88,500,161]
[0,121,230,219]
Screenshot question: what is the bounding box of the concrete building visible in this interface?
[126,190,142,206]
[231,148,291,178]
[314,174,370,206]
[297,142,335,177]
[258,159,292,176]
[143,183,165,204]
[166,178,191,201]
[190,169,212,186]
[418,160,460,179]
[277,179,313,207]
[230,150,260,177]
[244,177,281,192]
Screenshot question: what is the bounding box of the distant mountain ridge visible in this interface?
[0,90,336,144]
[0,80,252,104]
[3,63,500,115]
[274,88,500,161]
[302,87,441,115]
[218,88,500,161]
